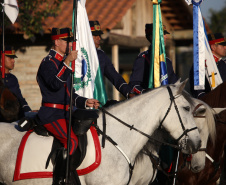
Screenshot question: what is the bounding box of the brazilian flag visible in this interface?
[149,0,168,89]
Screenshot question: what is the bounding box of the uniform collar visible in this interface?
[213,54,222,63]
[49,49,64,62]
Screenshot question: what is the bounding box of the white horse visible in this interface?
[0,81,201,185]
[129,92,217,185]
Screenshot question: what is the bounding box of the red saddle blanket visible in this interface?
[14,126,101,181]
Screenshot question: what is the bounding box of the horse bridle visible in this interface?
[99,86,198,149]
[159,86,198,144]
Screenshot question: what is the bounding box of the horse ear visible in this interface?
[177,78,188,94]
[174,78,181,85]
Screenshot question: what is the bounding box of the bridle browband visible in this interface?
[192,103,206,118]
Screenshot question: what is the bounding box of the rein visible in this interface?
[98,107,182,150]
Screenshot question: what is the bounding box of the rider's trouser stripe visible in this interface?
[44,119,78,155]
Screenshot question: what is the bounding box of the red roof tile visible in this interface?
[43,0,137,33]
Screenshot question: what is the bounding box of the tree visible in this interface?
[1,0,63,40]
[208,3,226,34]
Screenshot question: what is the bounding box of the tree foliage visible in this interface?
[208,2,226,34]
[1,0,63,39]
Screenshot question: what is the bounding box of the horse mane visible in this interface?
[202,102,216,145]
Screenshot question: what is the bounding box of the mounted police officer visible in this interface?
[189,32,226,98]
[36,27,99,185]
[129,23,178,95]
[89,20,131,98]
[128,24,178,185]
[0,46,32,118]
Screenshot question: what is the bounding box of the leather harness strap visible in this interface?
[42,103,70,111]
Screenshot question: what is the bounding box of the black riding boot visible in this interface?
[52,148,67,185]
[68,149,81,185]
[52,146,81,185]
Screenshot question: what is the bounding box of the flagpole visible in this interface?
[1,0,5,79]
[65,0,78,183]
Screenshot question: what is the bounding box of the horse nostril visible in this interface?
[192,164,205,173]
[194,166,199,171]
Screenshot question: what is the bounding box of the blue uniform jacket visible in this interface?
[129,47,178,93]
[190,58,226,98]
[4,73,31,113]
[97,48,131,97]
[37,49,87,125]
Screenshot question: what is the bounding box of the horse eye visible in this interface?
[183,106,190,111]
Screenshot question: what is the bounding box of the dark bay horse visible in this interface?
[0,78,20,122]
[176,81,226,185]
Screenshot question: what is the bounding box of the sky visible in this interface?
[200,0,226,22]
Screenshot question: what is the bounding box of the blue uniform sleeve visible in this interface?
[129,53,146,94]
[5,74,31,112]
[74,92,88,109]
[98,50,131,97]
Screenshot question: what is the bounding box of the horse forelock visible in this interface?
[204,105,216,145]
[182,90,196,107]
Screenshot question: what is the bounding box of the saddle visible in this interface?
[17,109,99,169]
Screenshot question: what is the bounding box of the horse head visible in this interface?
[159,80,201,154]
[185,98,216,173]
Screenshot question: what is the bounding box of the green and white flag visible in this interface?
[73,0,107,106]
